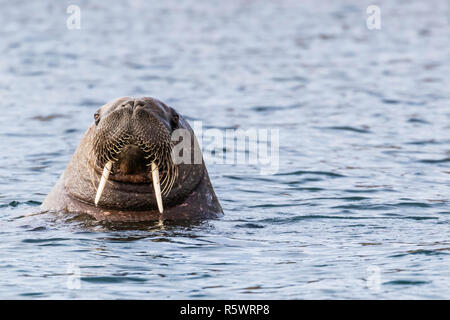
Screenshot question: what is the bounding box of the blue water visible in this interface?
[0,0,449,299]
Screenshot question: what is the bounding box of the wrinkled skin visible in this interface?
[42,97,223,222]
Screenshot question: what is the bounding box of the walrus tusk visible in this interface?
[151,162,164,213]
[95,160,113,206]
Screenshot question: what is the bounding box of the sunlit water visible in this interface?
[0,0,449,299]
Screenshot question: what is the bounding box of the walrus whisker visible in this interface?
[160,167,169,185]
[162,164,176,196]
[168,167,177,195]
[88,156,116,189]
[88,164,98,191]
[92,125,178,206]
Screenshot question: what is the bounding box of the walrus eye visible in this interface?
[170,113,179,130]
[94,112,100,125]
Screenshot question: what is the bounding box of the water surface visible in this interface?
[0,0,449,299]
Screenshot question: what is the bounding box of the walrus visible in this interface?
[42,97,223,222]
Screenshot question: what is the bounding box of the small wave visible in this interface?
[288,187,324,192]
[419,158,450,164]
[235,223,265,229]
[258,215,438,224]
[82,276,147,284]
[0,200,41,208]
[22,237,70,244]
[333,202,434,210]
[408,118,429,124]
[390,249,449,258]
[251,104,301,113]
[19,292,45,297]
[248,203,301,209]
[276,170,345,178]
[323,126,371,134]
[406,140,439,145]
[384,280,431,286]
[31,114,68,122]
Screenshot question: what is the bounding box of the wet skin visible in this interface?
[42,97,223,222]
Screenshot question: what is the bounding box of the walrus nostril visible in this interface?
[133,100,146,109]
[120,100,145,110]
[120,103,131,111]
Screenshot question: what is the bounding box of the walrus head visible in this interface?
[89,97,180,212]
[60,96,205,215]
[42,96,223,221]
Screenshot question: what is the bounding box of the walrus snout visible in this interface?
[90,97,179,211]
[92,97,175,168]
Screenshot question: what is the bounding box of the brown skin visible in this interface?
[42,97,223,222]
